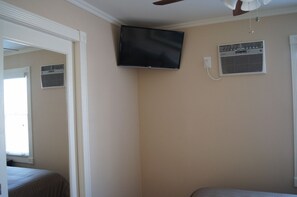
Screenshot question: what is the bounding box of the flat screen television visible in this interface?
[118,25,184,69]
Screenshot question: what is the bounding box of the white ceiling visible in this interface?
[67,0,297,28]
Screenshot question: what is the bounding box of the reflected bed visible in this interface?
[7,166,69,197]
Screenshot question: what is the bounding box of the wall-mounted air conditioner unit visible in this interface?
[41,64,64,88]
[218,41,266,76]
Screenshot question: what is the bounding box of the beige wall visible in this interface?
[4,50,69,180]
[2,1,142,197]
[139,13,297,197]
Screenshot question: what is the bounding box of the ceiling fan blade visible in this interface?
[153,0,183,6]
[233,0,249,16]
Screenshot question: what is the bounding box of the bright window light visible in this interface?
[4,77,29,156]
[4,67,32,163]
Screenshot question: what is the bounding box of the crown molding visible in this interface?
[67,0,123,26]
[160,6,297,30]
[4,47,41,56]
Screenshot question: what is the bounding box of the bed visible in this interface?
[191,188,297,197]
[7,166,69,197]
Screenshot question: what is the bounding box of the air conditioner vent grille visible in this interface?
[218,41,266,76]
[41,64,64,88]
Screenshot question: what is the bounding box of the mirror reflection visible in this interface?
[3,39,70,197]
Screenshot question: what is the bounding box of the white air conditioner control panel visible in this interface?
[218,41,266,76]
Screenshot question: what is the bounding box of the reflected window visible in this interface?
[4,67,33,163]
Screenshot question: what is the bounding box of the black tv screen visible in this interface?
[118,25,184,69]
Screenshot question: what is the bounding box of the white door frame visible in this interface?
[0,25,7,197]
[290,35,297,187]
[0,1,91,197]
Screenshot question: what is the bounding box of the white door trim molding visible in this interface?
[0,33,8,197]
[77,31,92,197]
[290,35,297,187]
[0,1,91,197]
[0,1,79,41]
